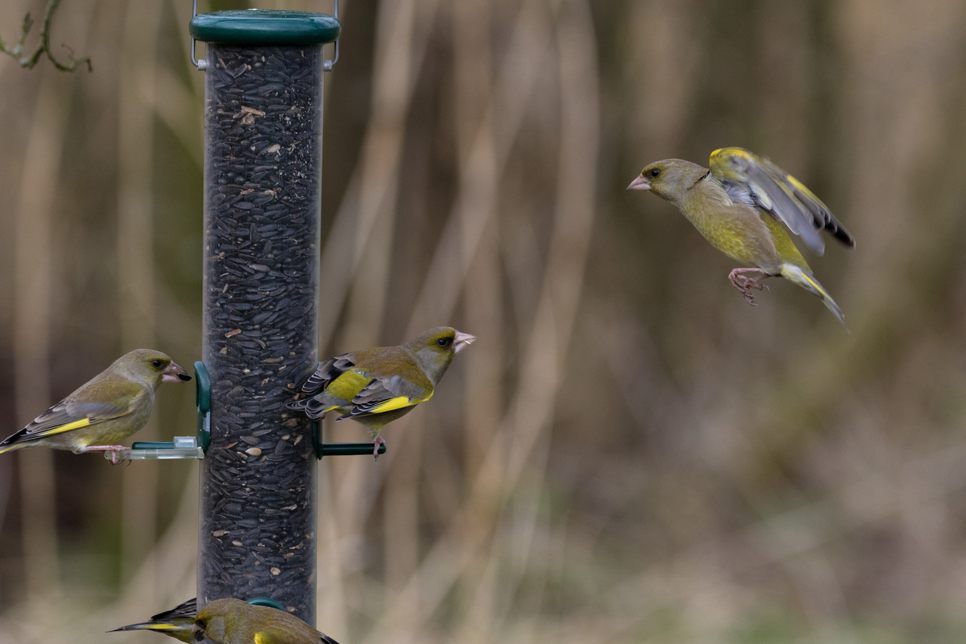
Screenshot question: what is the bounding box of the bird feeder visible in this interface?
[187,4,380,625]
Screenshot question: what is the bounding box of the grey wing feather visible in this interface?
[149,598,197,622]
[338,376,421,420]
[736,155,854,255]
[741,160,827,255]
[288,356,356,417]
[301,356,355,395]
[1,399,132,449]
[21,400,131,436]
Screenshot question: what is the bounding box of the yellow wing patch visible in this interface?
[38,417,92,436]
[254,632,271,644]
[326,369,373,401]
[712,147,751,162]
[369,396,418,414]
[145,625,177,631]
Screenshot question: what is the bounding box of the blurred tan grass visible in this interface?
[4,0,966,643]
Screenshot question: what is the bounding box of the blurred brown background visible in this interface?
[3,0,966,641]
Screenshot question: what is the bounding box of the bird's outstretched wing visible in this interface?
[709,147,854,255]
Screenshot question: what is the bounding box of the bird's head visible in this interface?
[405,326,476,384]
[627,159,709,206]
[118,349,192,388]
[192,599,237,643]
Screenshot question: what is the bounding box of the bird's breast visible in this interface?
[680,190,780,270]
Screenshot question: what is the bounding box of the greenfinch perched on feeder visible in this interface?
[628,147,854,326]
[109,598,198,642]
[0,349,191,463]
[191,598,340,644]
[289,326,476,458]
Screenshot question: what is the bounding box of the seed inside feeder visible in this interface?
[198,42,322,623]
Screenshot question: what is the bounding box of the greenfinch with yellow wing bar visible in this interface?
[289,326,475,458]
[0,349,191,463]
[191,598,339,644]
[629,147,854,327]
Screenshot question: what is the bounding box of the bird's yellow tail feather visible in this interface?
[780,263,848,330]
[108,623,186,634]
[0,442,25,455]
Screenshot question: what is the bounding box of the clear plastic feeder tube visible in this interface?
[196,33,326,622]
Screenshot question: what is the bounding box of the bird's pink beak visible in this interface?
[627,175,651,191]
[453,332,476,354]
[163,361,192,383]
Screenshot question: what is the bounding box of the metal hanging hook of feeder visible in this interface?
[190,0,340,72]
[322,0,339,71]
[191,0,208,70]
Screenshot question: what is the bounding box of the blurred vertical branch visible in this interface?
[340,0,425,351]
[11,44,83,614]
[317,0,442,634]
[8,5,92,624]
[359,0,600,641]
[450,0,501,640]
[0,0,91,71]
[117,0,163,595]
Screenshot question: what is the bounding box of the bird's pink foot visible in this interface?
[728,268,771,306]
[372,436,386,460]
[83,444,128,465]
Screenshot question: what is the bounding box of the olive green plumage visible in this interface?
[289,326,476,457]
[191,598,339,644]
[109,598,198,642]
[628,147,854,327]
[0,349,191,462]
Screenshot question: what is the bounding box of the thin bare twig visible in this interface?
[0,0,91,72]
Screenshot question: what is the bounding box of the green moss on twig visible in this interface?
[0,0,91,72]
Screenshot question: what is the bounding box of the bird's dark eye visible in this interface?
[437,337,452,347]
[152,359,163,368]
[649,168,661,178]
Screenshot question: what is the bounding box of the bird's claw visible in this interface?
[372,436,386,461]
[729,268,770,307]
[84,444,127,465]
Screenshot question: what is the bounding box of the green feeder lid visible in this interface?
[190,10,340,46]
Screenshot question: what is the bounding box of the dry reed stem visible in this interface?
[117,0,163,589]
[360,0,599,641]
[317,0,441,350]
[317,0,443,633]
[451,0,501,638]
[10,6,93,610]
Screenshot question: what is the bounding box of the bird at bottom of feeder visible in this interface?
[289,326,476,459]
[628,147,854,328]
[0,349,192,464]
[191,598,340,644]
[109,597,198,642]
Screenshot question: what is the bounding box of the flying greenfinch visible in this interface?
[628,147,854,326]
[191,598,339,644]
[289,326,476,458]
[109,598,198,642]
[0,349,191,463]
